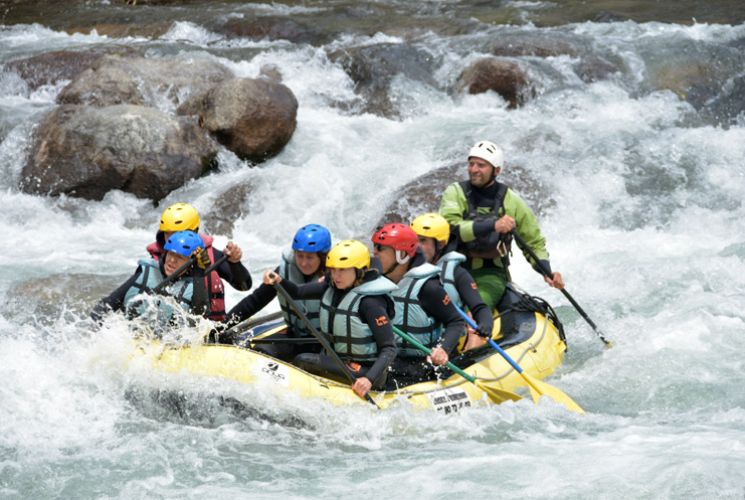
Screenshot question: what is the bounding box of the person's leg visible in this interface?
[469,267,508,310]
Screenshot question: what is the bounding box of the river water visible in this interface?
[2,1,745,498]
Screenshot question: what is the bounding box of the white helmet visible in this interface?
[468,140,504,168]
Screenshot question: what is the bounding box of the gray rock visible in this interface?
[178,78,297,161]
[21,104,218,201]
[57,55,233,108]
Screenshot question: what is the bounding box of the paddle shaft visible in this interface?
[390,325,477,384]
[510,230,612,346]
[202,254,229,275]
[151,256,196,294]
[273,282,379,408]
[453,303,525,374]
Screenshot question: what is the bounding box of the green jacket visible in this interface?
[439,181,550,272]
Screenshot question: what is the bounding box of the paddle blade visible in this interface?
[523,374,585,414]
[475,380,522,403]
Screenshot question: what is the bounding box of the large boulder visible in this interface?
[455,57,534,108]
[3,47,142,91]
[57,55,233,108]
[178,77,298,161]
[21,104,218,201]
[217,16,329,45]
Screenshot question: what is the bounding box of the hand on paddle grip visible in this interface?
[194,248,211,270]
[263,270,282,285]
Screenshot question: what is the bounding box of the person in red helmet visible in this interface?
[146,202,252,322]
[371,223,465,382]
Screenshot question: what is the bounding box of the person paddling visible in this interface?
[225,224,332,360]
[147,202,251,322]
[411,213,493,350]
[439,140,564,311]
[262,240,397,399]
[91,231,210,328]
[371,223,465,382]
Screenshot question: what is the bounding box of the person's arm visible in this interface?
[226,283,277,324]
[212,248,252,291]
[439,183,479,243]
[418,278,466,355]
[90,268,141,323]
[454,266,493,336]
[276,278,328,300]
[358,296,397,383]
[504,190,551,274]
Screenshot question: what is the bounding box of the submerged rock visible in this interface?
[3,46,142,91]
[328,42,439,118]
[217,16,329,45]
[21,104,218,201]
[454,57,534,108]
[57,55,233,108]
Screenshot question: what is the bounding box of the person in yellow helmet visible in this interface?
[146,202,251,322]
[263,240,397,399]
[411,213,493,350]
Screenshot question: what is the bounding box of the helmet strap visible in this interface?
[395,250,411,265]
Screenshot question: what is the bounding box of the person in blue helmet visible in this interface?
[224,224,332,360]
[91,230,210,325]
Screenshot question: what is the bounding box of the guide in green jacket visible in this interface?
[439,140,565,309]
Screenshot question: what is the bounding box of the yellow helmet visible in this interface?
[326,240,370,270]
[159,202,200,232]
[411,213,450,244]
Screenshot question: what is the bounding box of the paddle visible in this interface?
[453,303,584,414]
[273,282,380,408]
[390,325,521,404]
[202,254,228,275]
[510,229,613,347]
[151,256,196,294]
[216,310,286,344]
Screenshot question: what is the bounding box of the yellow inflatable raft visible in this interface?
[130,284,569,414]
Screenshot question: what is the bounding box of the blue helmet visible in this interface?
[292,224,332,253]
[164,230,204,257]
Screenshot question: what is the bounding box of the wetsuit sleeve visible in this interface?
[504,190,551,274]
[454,266,493,336]
[440,182,480,243]
[90,267,142,322]
[212,248,252,291]
[418,277,466,355]
[226,283,277,324]
[280,279,328,300]
[358,296,397,383]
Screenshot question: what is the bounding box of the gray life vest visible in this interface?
[391,263,442,358]
[123,259,193,325]
[436,251,467,310]
[277,249,321,337]
[319,276,397,362]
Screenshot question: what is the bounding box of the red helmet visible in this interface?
[371,223,418,257]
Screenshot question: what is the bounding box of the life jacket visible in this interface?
[319,275,397,362]
[277,249,321,338]
[436,251,467,310]
[147,233,226,322]
[123,259,193,326]
[458,180,512,269]
[391,263,443,358]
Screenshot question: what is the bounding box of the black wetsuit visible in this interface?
[226,266,322,360]
[280,274,397,389]
[387,253,467,384]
